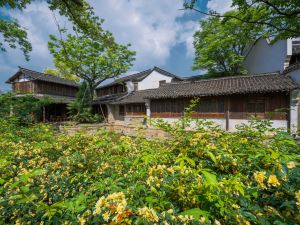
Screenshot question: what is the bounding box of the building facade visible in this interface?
[6,68,79,122]
[94,67,183,125]
[6,38,300,132]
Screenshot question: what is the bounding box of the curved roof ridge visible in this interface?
[159,72,282,87]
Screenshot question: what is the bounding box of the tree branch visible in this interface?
[184,7,300,36]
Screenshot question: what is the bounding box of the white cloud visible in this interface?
[0,0,198,90]
[90,0,197,68]
[207,0,233,14]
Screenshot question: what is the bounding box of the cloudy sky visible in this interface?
[0,0,232,90]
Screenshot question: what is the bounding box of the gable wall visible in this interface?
[138,70,173,91]
[243,39,287,74]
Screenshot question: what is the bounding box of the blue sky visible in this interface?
[0,0,232,91]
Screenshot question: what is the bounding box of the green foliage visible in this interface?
[0,93,51,123]
[0,19,32,61]
[44,58,79,82]
[231,0,300,41]
[193,10,263,77]
[0,0,104,60]
[0,112,299,224]
[68,82,102,123]
[184,0,300,41]
[48,27,136,105]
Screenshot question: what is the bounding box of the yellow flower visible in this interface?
[78,216,86,225]
[199,216,206,224]
[137,207,159,222]
[93,196,105,215]
[268,175,280,187]
[254,171,265,187]
[215,219,221,225]
[296,190,300,210]
[232,204,240,209]
[240,138,248,144]
[102,211,110,222]
[287,161,296,169]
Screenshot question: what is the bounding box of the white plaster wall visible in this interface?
[289,90,300,134]
[150,117,287,131]
[125,81,134,93]
[138,70,173,90]
[150,118,226,130]
[243,39,287,74]
[228,119,287,131]
[107,105,124,122]
[286,69,300,84]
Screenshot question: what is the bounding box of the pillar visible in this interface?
[145,99,151,127]
[107,105,115,123]
[289,90,300,134]
[225,97,230,131]
[42,106,46,122]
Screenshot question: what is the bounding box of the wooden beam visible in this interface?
[226,97,230,131]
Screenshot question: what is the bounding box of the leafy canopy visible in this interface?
[44,58,79,82]
[184,0,300,42]
[0,0,104,60]
[193,10,263,77]
[48,28,136,104]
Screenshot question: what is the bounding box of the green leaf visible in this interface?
[180,208,209,220]
[206,151,217,164]
[202,171,218,186]
[20,186,30,193]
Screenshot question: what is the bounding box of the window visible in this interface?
[195,99,225,113]
[247,98,265,113]
[119,105,125,116]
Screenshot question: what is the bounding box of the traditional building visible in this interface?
[94,69,300,132]
[5,37,300,132]
[6,67,79,121]
[94,66,183,124]
[144,73,299,131]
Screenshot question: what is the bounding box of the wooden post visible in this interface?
[226,97,230,131]
[42,106,46,123]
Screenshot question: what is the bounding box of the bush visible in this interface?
[0,93,50,123]
[0,117,299,224]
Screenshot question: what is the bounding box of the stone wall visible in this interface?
[59,123,170,139]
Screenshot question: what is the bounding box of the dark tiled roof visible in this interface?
[284,62,300,74]
[145,73,299,99]
[6,68,79,87]
[97,66,182,89]
[114,90,152,104]
[93,93,127,104]
[98,69,152,89]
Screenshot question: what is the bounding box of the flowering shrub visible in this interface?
[0,116,299,224]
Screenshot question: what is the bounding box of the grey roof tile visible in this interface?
[6,68,79,87]
[144,73,299,99]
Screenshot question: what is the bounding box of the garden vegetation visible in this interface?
[0,115,299,224]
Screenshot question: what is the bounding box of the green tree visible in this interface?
[0,0,103,60]
[184,0,300,41]
[67,82,101,122]
[48,29,136,106]
[44,58,79,82]
[193,10,263,77]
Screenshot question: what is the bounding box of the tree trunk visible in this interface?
[87,81,95,109]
